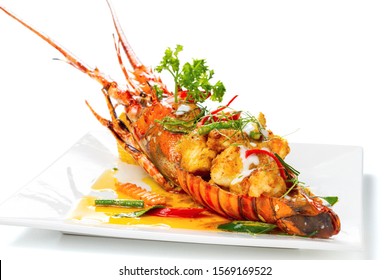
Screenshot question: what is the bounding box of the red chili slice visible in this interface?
[199,94,239,125]
[245,149,287,181]
[148,207,207,218]
[210,94,238,115]
[178,90,188,99]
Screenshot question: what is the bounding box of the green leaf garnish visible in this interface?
[156,106,206,134]
[113,205,164,218]
[155,45,226,103]
[153,84,164,100]
[320,196,339,206]
[218,221,276,234]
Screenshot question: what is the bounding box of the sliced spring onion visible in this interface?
[197,119,241,135]
[94,199,144,208]
[274,153,300,177]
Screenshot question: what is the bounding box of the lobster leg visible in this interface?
[85,92,177,192]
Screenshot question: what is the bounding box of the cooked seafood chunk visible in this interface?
[210,146,244,187]
[211,145,286,197]
[207,129,247,153]
[176,133,216,175]
[258,112,267,128]
[258,134,290,159]
[230,168,286,197]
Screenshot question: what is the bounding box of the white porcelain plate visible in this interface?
[0,130,363,250]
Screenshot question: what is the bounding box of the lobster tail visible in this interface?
[277,210,341,238]
[177,169,340,238]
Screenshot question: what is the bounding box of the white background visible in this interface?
[0,0,389,277]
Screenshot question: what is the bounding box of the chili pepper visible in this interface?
[199,94,238,125]
[178,90,189,99]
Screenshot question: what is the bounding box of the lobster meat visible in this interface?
[0,1,340,238]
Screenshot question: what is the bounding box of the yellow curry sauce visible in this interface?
[70,168,230,231]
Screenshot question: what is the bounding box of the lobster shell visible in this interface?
[0,4,341,239]
[177,168,341,238]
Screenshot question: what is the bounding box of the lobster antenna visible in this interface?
[106,0,143,70]
[0,6,111,88]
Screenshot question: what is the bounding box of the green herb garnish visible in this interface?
[157,117,199,134]
[95,199,144,208]
[197,119,242,135]
[198,112,266,140]
[281,178,301,198]
[218,221,276,234]
[114,205,165,218]
[320,196,339,206]
[274,153,300,177]
[156,106,206,133]
[155,44,226,103]
[153,84,164,100]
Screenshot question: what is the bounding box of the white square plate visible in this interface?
[0,130,363,250]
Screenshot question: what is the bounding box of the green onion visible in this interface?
[156,107,206,134]
[249,131,261,140]
[156,117,198,134]
[197,119,242,135]
[280,178,300,198]
[94,199,144,208]
[274,153,300,177]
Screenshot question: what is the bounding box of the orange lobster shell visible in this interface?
[177,169,340,238]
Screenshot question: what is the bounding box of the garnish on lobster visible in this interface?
[0,1,340,238]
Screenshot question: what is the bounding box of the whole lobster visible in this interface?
[0,1,340,238]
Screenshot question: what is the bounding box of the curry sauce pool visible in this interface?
[70,169,230,231]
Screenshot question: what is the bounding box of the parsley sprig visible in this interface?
[155,44,226,103]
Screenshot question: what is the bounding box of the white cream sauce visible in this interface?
[260,127,269,138]
[242,122,256,135]
[231,146,260,185]
[175,104,191,115]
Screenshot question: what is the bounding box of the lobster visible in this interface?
[0,1,340,238]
